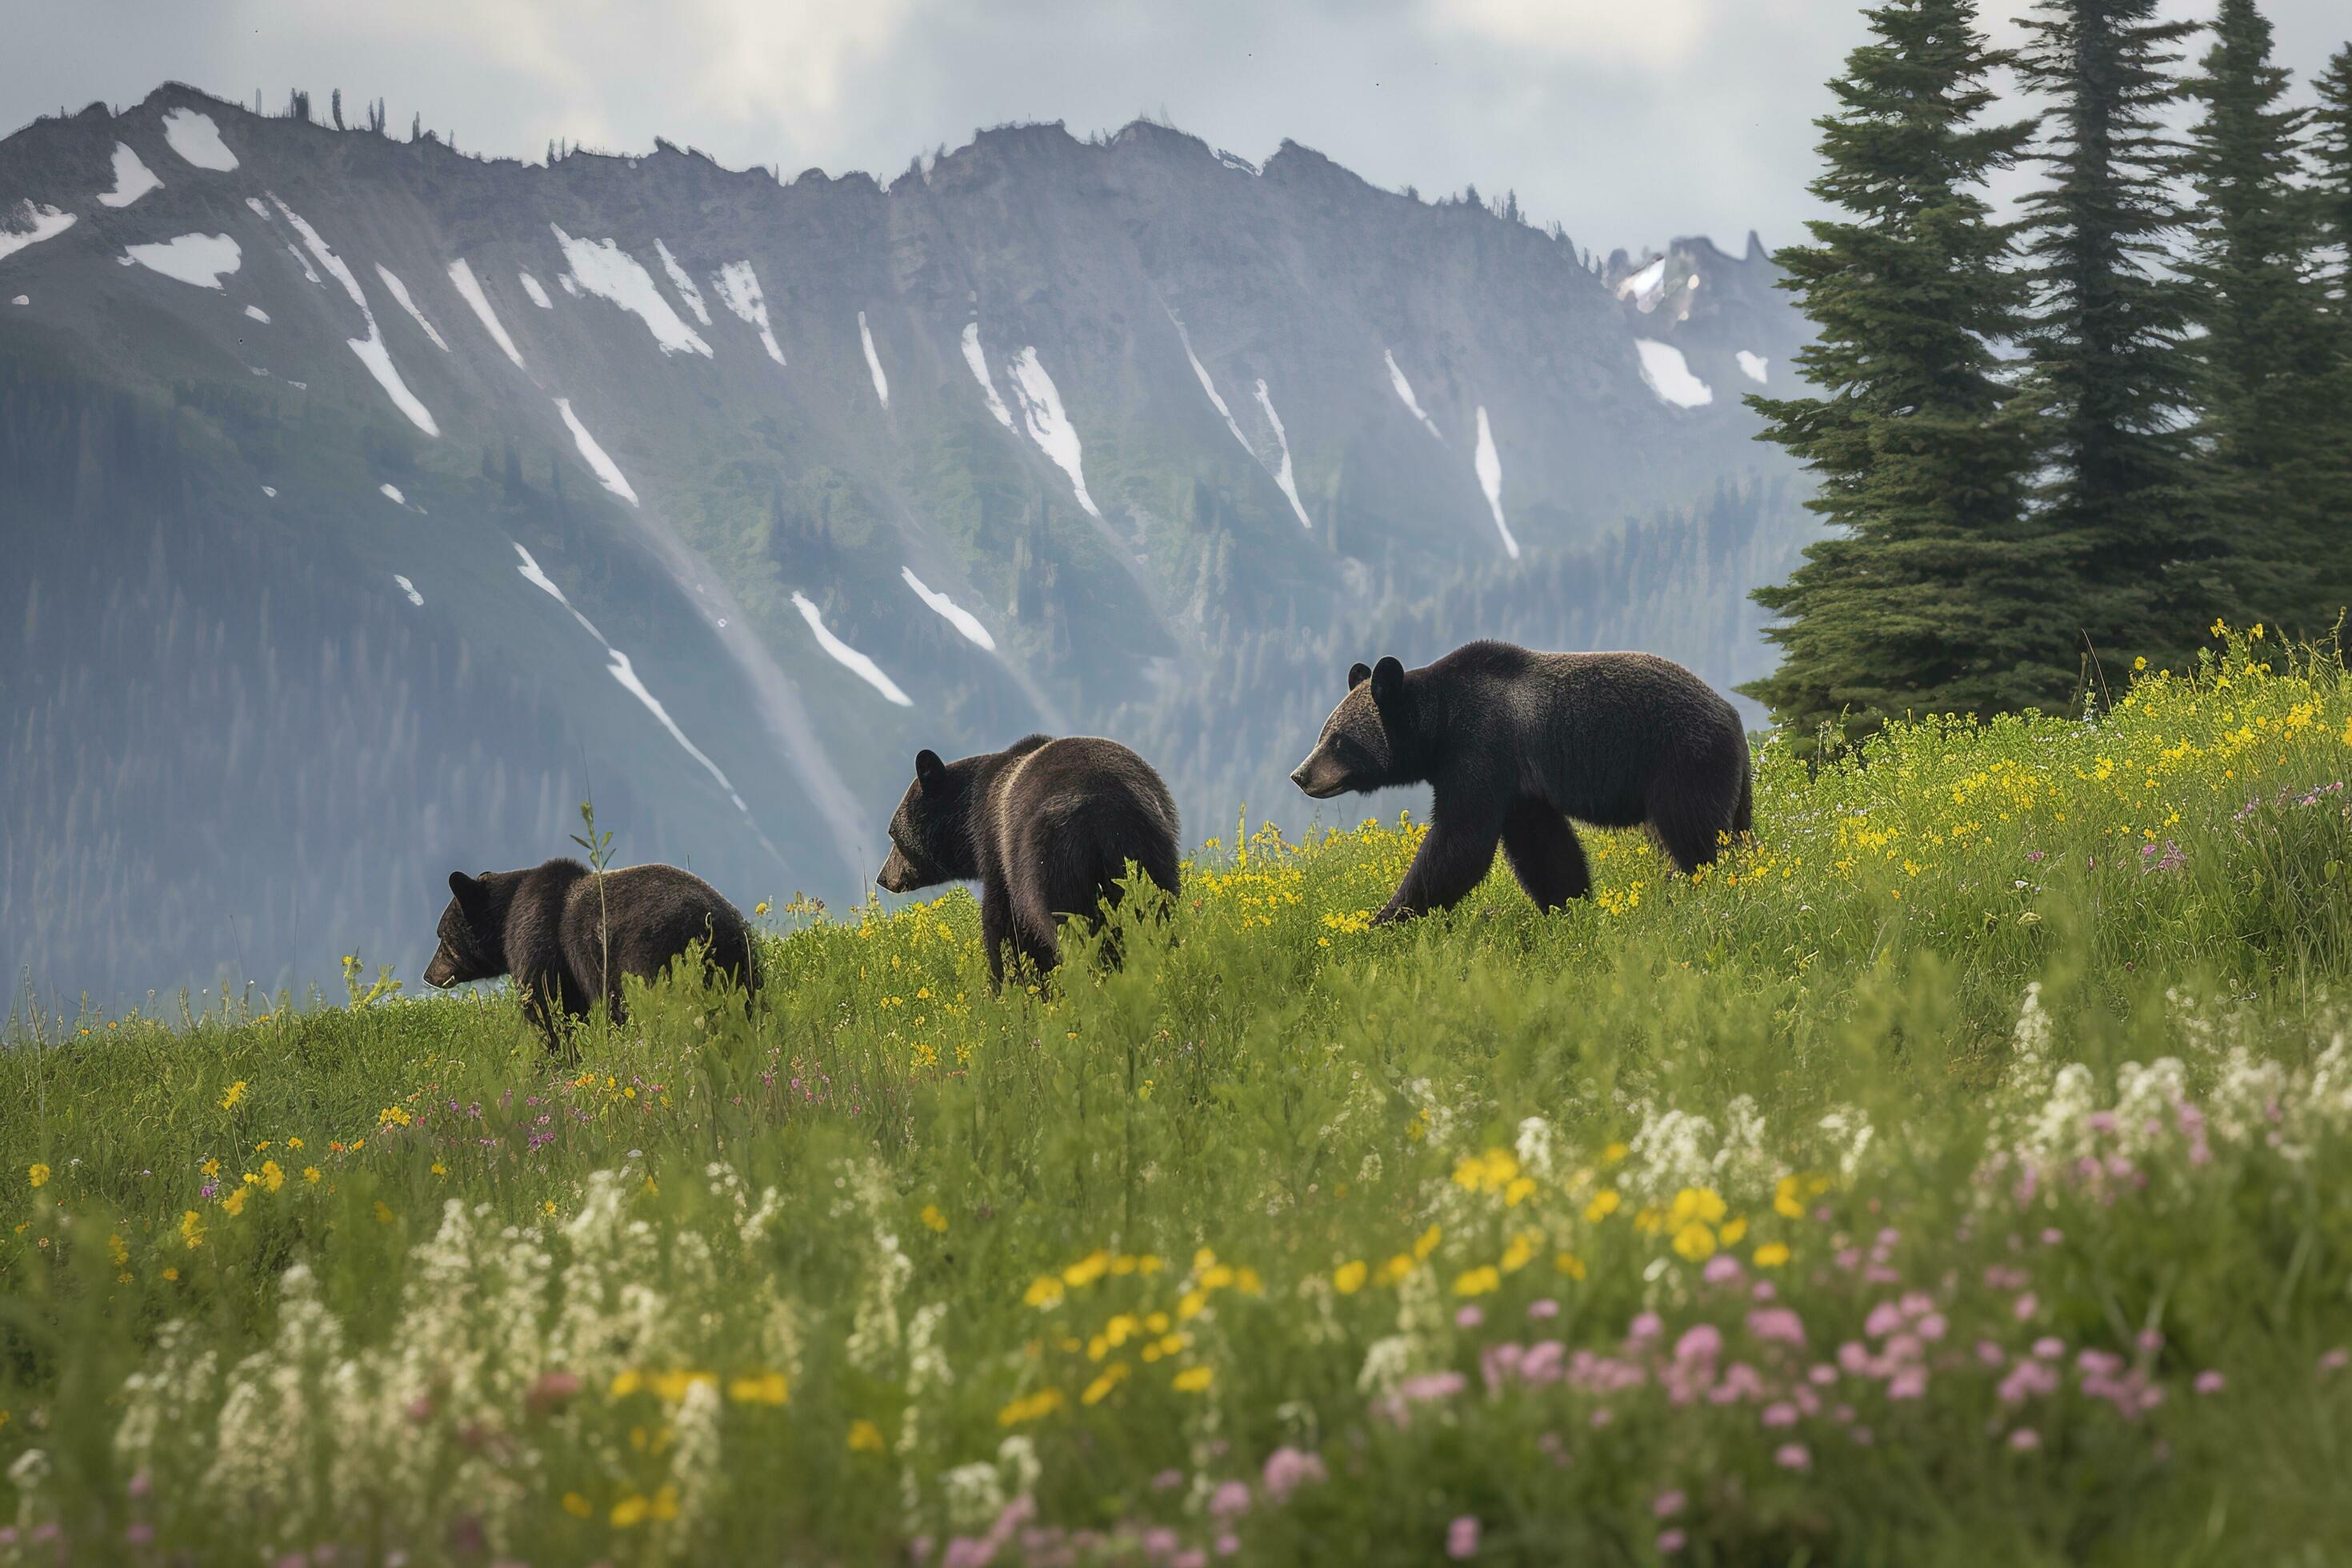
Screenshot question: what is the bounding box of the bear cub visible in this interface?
[1291,642,1751,923]
[422,858,759,1046]
[876,735,1181,984]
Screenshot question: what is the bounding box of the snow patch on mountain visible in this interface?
[1384,350,1444,442]
[1736,350,1768,385]
[10,294,25,306]
[283,242,321,286]
[160,107,236,171]
[606,649,754,812]
[271,195,438,436]
[1618,256,1669,313]
[1169,312,1251,454]
[554,397,639,506]
[1218,152,1258,174]
[902,568,997,651]
[518,271,553,310]
[0,202,76,264]
[122,232,240,289]
[374,264,449,350]
[394,574,422,606]
[859,310,890,408]
[379,482,406,506]
[550,225,710,356]
[714,262,785,366]
[793,593,913,706]
[513,543,570,606]
[98,143,161,208]
[654,239,711,326]
[1253,379,1314,530]
[1634,338,1713,408]
[961,322,1013,427]
[259,485,275,498]
[447,258,525,369]
[1474,406,1520,560]
[1005,347,1098,520]
[243,304,269,322]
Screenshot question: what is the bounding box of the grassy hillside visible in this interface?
[7,625,2352,1564]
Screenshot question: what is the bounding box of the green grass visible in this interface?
[7,626,2352,1565]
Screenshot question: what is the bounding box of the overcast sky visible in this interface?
[7,0,2346,257]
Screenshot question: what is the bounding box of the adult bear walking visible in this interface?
[1290,642,1750,924]
[875,735,1182,985]
[422,859,759,1047]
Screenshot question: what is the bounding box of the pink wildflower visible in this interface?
[1653,1490,1686,1520]
[2194,1370,2226,1395]
[1658,1530,1687,1555]
[1215,1534,1239,1558]
[1455,1305,1484,1330]
[1263,1446,1330,1500]
[1675,1324,1723,1364]
[2008,1427,2042,1451]
[1527,1298,1560,1320]
[1762,1401,1799,1428]
[2320,1348,2350,1374]
[1775,1442,1812,1471]
[2013,1292,2039,1322]
[1747,1306,1807,1347]
[1446,1516,1480,1560]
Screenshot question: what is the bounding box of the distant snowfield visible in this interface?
[160,108,236,171]
[793,592,913,706]
[518,271,553,310]
[1618,256,1669,314]
[98,142,161,208]
[549,225,710,356]
[123,232,241,290]
[961,322,1013,427]
[1253,379,1314,530]
[901,568,996,651]
[511,542,754,814]
[554,397,639,506]
[282,242,322,287]
[374,265,450,350]
[447,258,525,369]
[1634,338,1714,408]
[1384,350,1444,442]
[379,482,406,506]
[10,295,25,306]
[0,202,76,264]
[244,304,270,323]
[1005,347,1098,519]
[1737,350,1769,385]
[260,485,276,498]
[1170,312,1252,454]
[715,262,785,366]
[654,240,711,326]
[272,195,438,437]
[393,574,423,606]
[859,310,890,408]
[1474,406,1521,560]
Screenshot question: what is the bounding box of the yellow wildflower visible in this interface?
[1718,1217,1748,1246]
[997,1388,1066,1426]
[1062,1250,1110,1288]
[728,1372,789,1406]
[1414,1224,1442,1259]
[302,1167,322,1185]
[260,1160,284,1194]
[562,1493,593,1518]
[219,1080,247,1110]
[920,1204,949,1234]
[373,1202,394,1225]
[180,1211,206,1250]
[26,1164,48,1190]
[1082,1362,1131,1406]
[1671,1222,1717,1262]
[1453,1266,1500,1297]
[1374,1254,1416,1286]
[610,1495,650,1529]
[1585,1190,1622,1222]
[1670,1187,1727,1226]
[847,1418,886,1452]
[1555,1251,1588,1280]
[1172,1366,1214,1393]
[1024,1276,1066,1309]
[610,1370,644,1398]
[1499,1234,1537,1273]
[1333,1259,1368,1294]
[220,1186,249,1217]
[1754,1242,1791,1268]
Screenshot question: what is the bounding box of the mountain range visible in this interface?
[0,84,1811,1010]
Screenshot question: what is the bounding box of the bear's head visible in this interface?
[1292,656,1414,798]
[878,749,976,894]
[424,871,506,989]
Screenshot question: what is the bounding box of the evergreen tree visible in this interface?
[2180,1,2345,635]
[2018,0,2206,669]
[2318,48,2352,300]
[1742,0,2054,743]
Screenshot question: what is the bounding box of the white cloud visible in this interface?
[1421,0,1712,70]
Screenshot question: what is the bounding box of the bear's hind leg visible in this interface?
[1502,798,1591,910]
[1646,773,1736,876]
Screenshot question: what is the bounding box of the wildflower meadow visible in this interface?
[8,626,2352,1565]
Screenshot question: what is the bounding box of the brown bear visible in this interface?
[422,858,759,1046]
[875,735,1182,985]
[1290,642,1750,923]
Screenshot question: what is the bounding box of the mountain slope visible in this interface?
[0,86,1811,1007]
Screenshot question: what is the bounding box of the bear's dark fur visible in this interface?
[876,735,1182,984]
[1290,642,1751,922]
[422,858,759,1046]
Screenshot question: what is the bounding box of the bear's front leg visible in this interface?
[978,878,1014,990]
[1374,794,1507,923]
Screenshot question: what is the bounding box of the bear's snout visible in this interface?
[422,946,459,990]
[876,846,915,894]
[1291,754,1345,798]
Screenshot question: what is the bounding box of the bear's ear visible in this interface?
[914,749,946,790]
[1348,661,1371,690]
[448,871,487,922]
[1370,655,1406,709]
